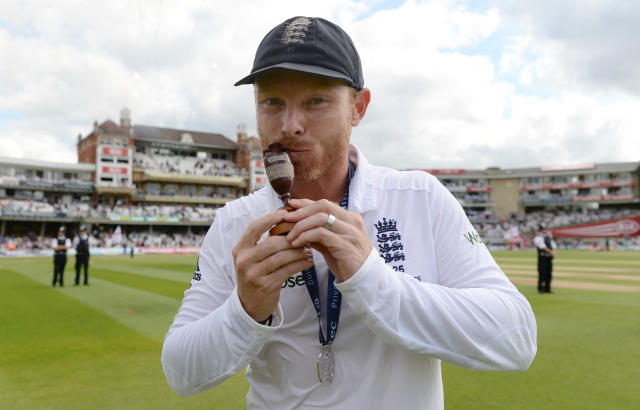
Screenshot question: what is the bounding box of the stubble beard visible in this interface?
[292,127,350,183]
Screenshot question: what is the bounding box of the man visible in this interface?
[52,226,71,287]
[162,16,537,409]
[533,224,557,293]
[73,225,90,286]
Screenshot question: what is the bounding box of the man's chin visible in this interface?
[293,170,322,183]
[292,163,324,183]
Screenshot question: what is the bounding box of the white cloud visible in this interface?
[496,0,640,95]
[0,121,77,163]
[0,0,638,169]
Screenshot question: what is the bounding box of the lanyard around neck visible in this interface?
[301,160,355,346]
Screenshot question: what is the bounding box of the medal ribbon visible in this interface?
[301,161,355,346]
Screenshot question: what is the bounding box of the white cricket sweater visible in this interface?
[162,145,537,409]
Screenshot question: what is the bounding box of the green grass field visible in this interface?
[1,250,639,409]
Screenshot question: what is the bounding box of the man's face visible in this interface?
[254,70,358,183]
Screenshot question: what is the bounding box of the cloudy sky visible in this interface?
[1,0,638,170]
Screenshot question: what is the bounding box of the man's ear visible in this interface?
[351,88,371,126]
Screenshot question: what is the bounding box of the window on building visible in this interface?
[164,184,179,196]
[183,185,197,196]
[146,183,161,195]
[201,186,214,197]
[14,190,32,198]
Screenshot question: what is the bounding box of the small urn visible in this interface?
[264,143,295,236]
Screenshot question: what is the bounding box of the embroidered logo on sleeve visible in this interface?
[375,218,406,272]
[463,230,484,245]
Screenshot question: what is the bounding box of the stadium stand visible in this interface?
[133,150,244,177]
[1,108,638,255]
[472,208,640,250]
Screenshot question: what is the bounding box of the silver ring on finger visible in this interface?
[323,213,337,229]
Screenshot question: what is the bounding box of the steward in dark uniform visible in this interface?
[534,224,556,293]
[52,226,70,287]
[74,226,90,286]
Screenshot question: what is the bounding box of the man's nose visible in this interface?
[281,105,304,137]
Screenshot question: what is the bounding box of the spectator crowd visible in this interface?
[473,208,640,250]
[0,230,206,253]
[1,198,218,222]
[132,151,244,178]
[1,198,639,253]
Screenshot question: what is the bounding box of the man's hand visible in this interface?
[284,199,373,282]
[232,210,314,323]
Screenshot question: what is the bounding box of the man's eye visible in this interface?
[311,97,324,105]
[265,98,280,105]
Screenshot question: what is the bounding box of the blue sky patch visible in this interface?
[0,110,23,130]
[357,0,408,20]
[0,19,40,38]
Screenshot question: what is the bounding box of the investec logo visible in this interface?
[282,273,306,289]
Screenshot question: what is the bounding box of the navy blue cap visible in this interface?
[235,16,364,90]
